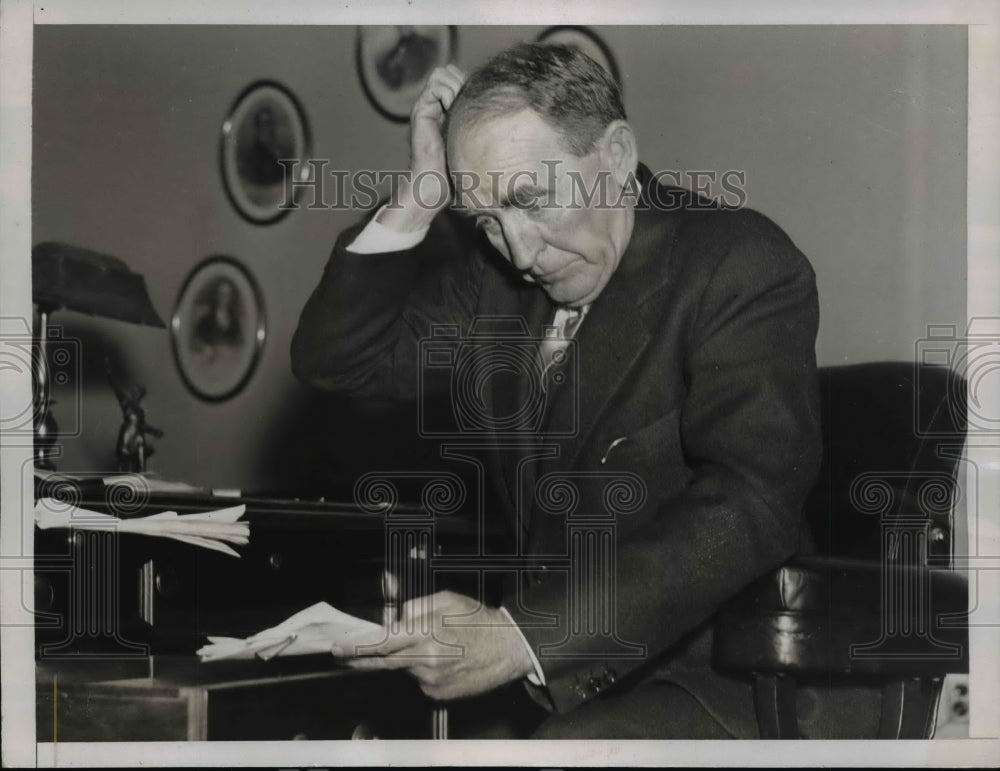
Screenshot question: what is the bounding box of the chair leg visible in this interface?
[754,674,799,739]
[878,678,943,738]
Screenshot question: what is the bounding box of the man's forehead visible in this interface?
[451,162,557,202]
[448,108,571,168]
[447,109,579,208]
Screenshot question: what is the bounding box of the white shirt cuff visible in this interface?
[499,605,546,687]
[346,205,430,254]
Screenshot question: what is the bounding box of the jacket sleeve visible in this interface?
[505,209,823,713]
[291,209,486,401]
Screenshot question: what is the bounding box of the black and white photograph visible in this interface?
[357,25,458,121]
[1,1,998,768]
[220,80,311,223]
[171,256,266,401]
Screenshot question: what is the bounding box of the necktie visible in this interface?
[538,306,586,390]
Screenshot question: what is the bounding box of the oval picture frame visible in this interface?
[357,26,457,122]
[170,256,266,402]
[220,81,311,224]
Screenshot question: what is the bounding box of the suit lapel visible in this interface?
[529,171,674,521]
[515,288,652,545]
[541,285,652,471]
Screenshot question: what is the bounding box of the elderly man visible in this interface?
[292,43,821,739]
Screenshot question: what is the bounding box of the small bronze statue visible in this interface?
[106,360,163,473]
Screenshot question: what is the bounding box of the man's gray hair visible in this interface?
[445,42,626,157]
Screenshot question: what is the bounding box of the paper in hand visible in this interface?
[196,601,384,662]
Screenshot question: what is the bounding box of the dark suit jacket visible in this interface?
[291,164,822,736]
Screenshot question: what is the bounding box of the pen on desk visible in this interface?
[255,632,297,661]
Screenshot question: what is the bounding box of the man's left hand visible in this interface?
[331,591,535,701]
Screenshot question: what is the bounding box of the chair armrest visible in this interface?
[713,555,968,677]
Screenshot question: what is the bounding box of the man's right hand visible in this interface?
[377,64,466,233]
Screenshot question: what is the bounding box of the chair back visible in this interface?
[803,362,966,562]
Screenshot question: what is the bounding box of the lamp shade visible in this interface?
[32,242,165,327]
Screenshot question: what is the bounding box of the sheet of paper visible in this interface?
[33,497,249,557]
[196,602,384,662]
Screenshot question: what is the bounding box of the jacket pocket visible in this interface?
[598,406,684,469]
[594,406,693,515]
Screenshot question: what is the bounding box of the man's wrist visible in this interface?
[347,203,430,254]
[376,181,442,233]
[498,605,546,686]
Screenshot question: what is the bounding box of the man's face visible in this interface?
[447,108,633,308]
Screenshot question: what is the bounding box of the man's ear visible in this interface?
[599,120,639,188]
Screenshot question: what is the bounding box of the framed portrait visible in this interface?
[536,26,621,87]
[170,257,266,402]
[220,81,311,224]
[357,26,457,122]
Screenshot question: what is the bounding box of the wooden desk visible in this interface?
[33,490,498,741]
[37,656,435,741]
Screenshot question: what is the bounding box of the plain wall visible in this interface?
[31,25,967,490]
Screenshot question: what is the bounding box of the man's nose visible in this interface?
[501,218,542,272]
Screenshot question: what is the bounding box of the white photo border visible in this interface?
[2,0,998,767]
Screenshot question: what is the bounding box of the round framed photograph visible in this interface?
[357,26,457,122]
[170,257,266,402]
[536,26,621,87]
[220,81,311,224]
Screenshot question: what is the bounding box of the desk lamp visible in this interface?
[31,242,164,469]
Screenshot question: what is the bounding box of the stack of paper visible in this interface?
[33,497,249,557]
[196,601,383,662]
